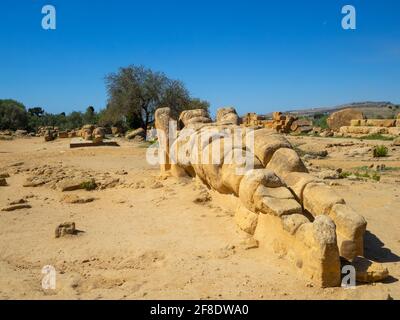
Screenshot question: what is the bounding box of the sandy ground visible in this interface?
[0,136,399,300]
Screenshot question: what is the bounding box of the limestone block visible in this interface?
[281,214,310,235]
[238,169,283,211]
[235,204,259,235]
[247,129,291,166]
[303,182,345,216]
[283,172,321,203]
[217,107,239,125]
[329,204,367,260]
[266,148,307,178]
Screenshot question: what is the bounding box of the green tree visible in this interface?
[0,99,29,130]
[83,106,96,124]
[104,65,209,132]
[28,107,45,117]
[66,111,84,129]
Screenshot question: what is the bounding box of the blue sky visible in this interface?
[0,0,399,116]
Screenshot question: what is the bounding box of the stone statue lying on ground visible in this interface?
[154,107,389,287]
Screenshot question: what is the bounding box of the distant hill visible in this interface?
[265,102,400,119]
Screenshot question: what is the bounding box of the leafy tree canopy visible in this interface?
[104,65,209,131]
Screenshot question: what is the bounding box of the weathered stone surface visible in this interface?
[216,107,239,125]
[125,128,145,140]
[303,182,345,216]
[393,137,400,146]
[238,169,283,211]
[366,119,396,127]
[388,127,400,136]
[318,170,340,180]
[58,131,69,138]
[178,109,210,128]
[155,108,172,172]
[55,222,76,238]
[57,178,94,192]
[44,129,56,142]
[283,172,320,202]
[221,148,262,195]
[23,177,47,187]
[15,130,28,136]
[330,204,366,241]
[0,178,7,186]
[352,257,389,283]
[260,196,302,217]
[235,204,259,234]
[92,127,106,142]
[340,126,391,135]
[1,204,32,212]
[291,119,313,134]
[266,148,307,178]
[250,130,292,166]
[61,194,96,204]
[351,119,396,127]
[281,214,310,235]
[111,126,122,135]
[327,108,365,131]
[329,204,366,260]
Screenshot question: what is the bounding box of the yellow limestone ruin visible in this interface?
[155,107,388,287]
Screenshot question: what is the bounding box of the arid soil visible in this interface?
[0,136,399,300]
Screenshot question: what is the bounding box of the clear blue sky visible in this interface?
[0,0,399,116]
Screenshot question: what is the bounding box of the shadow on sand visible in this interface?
[363,230,399,284]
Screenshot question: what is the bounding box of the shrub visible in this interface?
[360,134,393,141]
[373,145,388,157]
[313,114,329,129]
[80,180,97,191]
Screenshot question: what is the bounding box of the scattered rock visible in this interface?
[352,256,389,283]
[44,129,56,142]
[1,204,32,212]
[0,178,7,186]
[392,137,400,146]
[0,172,10,178]
[55,222,76,238]
[23,177,47,187]
[240,238,259,250]
[115,170,128,176]
[10,162,24,167]
[151,181,164,189]
[61,194,96,204]
[318,170,340,180]
[125,128,145,140]
[133,181,145,189]
[216,107,239,125]
[57,178,95,192]
[310,150,328,158]
[14,130,28,137]
[193,189,211,204]
[319,130,334,138]
[9,198,28,205]
[98,178,119,189]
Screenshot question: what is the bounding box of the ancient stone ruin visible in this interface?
[155,107,389,287]
[242,112,313,134]
[324,108,400,138]
[340,116,400,137]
